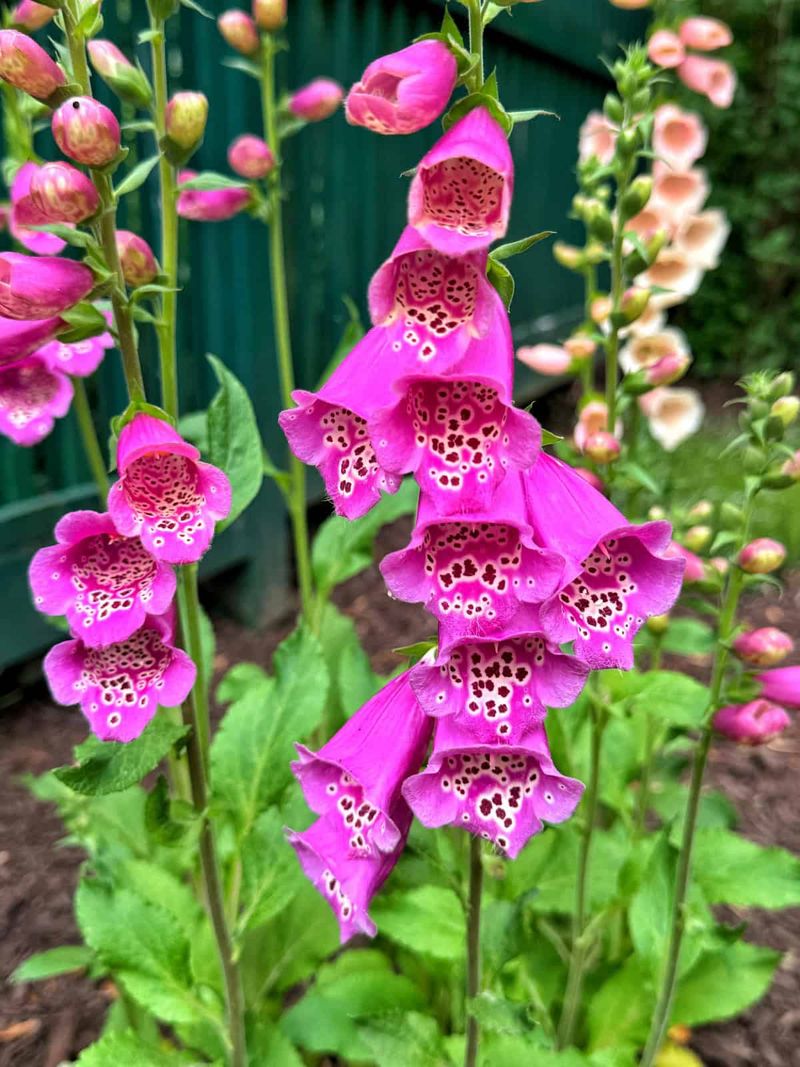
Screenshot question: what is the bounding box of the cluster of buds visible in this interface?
[738,372,800,492]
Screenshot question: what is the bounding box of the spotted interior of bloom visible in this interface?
[322,769,382,855]
[0,359,61,432]
[78,625,173,726]
[319,866,358,926]
[123,451,208,550]
[61,533,158,633]
[420,157,504,237]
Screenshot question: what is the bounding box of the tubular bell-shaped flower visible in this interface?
[177,169,251,222]
[0,30,65,100]
[407,107,513,255]
[29,510,176,647]
[756,666,800,709]
[652,104,707,171]
[526,452,684,669]
[673,209,730,271]
[403,718,583,858]
[345,40,458,136]
[292,671,433,855]
[38,310,114,378]
[0,353,72,446]
[108,413,231,564]
[0,252,94,320]
[380,471,564,640]
[410,604,588,744]
[10,163,69,255]
[0,315,64,367]
[713,700,790,746]
[44,613,196,743]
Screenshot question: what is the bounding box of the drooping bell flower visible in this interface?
[228,134,275,179]
[0,315,64,368]
[526,452,684,669]
[652,104,707,171]
[368,299,541,515]
[649,161,709,228]
[620,327,690,375]
[345,40,457,136]
[380,470,565,641]
[0,253,95,320]
[578,111,617,165]
[733,627,793,668]
[403,718,583,859]
[26,161,100,226]
[11,1,55,31]
[0,30,65,101]
[44,614,196,743]
[177,169,251,222]
[637,249,704,310]
[517,343,572,376]
[623,203,671,245]
[289,78,343,122]
[9,163,68,255]
[713,700,790,746]
[647,29,686,69]
[407,107,513,256]
[639,387,705,450]
[29,510,176,647]
[292,671,432,856]
[218,10,261,55]
[0,354,72,446]
[678,17,733,52]
[674,210,730,271]
[756,667,800,710]
[108,413,231,564]
[38,309,114,377]
[287,803,411,943]
[410,604,588,745]
[52,97,121,168]
[678,56,736,109]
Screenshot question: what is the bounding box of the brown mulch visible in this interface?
[1,516,799,1065]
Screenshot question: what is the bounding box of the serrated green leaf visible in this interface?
[12,945,92,983]
[370,886,465,960]
[75,1030,198,1066]
[236,808,299,938]
[216,661,269,705]
[492,231,555,262]
[628,833,674,973]
[692,828,800,908]
[248,1019,304,1067]
[115,155,160,198]
[588,956,653,1050]
[671,941,781,1027]
[206,354,264,531]
[359,1012,445,1067]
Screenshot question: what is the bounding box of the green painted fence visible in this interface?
[0,0,645,668]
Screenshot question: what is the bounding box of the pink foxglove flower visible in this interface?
[108,413,231,564]
[44,614,196,742]
[9,163,68,255]
[11,1,55,31]
[652,104,707,170]
[756,667,800,710]
[38,310,114,377]
[292,672,432,855]
[578,111,617,165]
[410,605,588,744]
[403,719,583,858]
[177,169,251,222]
[369,306,541,515]
[345,41,457,136]
[228,134,275,179]
[408,107,513,256]
[0,354,72,446]
[639,386,705,450]
[380,471,564,640]
[289,78,343,122]
[673,209,730,271]
[733,627,793,668]
[650,161,709,228]
[29,510,176,647]
[517,343,572,376]
[0,30,65,101]
[678,17,733,52]
[526,453,683,668]
[0,315,64,367]
[52,97,121,168]
[713,701,790,746]
[27,161,100,226]
[647,29,686,69]
[665,541,705,584]
[0,253,94,320]
[287,805,410,943]
[678,56,736,109]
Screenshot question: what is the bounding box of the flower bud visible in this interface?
[683,525,711,552]
[165,91,208,153]
[0,30,65,102]
[116,230,158,288]
[713,700,790,746]
[620,175,652,220]
[52,97,121,168]
[733,627,793,668]
[782,451,800,481]
[709,556,729,576]
[590,295,612,323]
[586,200,613,242]
[553,242,584,270]
[603,92,624,124]
[253,0,286,31]
[620,285,651,323]
[218,10,261,54]
[584,239,607,266]
[688,500,713,521]
[719,501,743,528]
[768,371,795,400]
[645,351,690,387]
[563,335,596,361]
[516,343,571,376]
[11,2,55,31]
[177,168,251,222]
[227,134,275,179]
[87,40,152,109]
[289,78,343,122]
[0,252,95,320]
[582,430,621,464]
[739,537,786,575]
[29,161,99,224]
[649,505,667,521]
[771,395,799,427]
[647,613,670,635]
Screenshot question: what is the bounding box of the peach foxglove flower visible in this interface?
[650,160,709,227]
[637,248,704,309]
[678,17,733,52]
[673,209,730,270]
[678,56,736,109]
[578,111,617,165]
[653,104,708,170]
[517,343,572,376]
[648,29,686,69]
[620,327,690,374]
[640,386,705,450]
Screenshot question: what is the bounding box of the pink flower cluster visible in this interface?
[280,96,684,941]
[30,414,231,742]
[648,17,736,109]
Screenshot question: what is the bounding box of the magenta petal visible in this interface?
[291,672,432,855]
[116,412,199,473]
[0,315,64,368]
[38,315,113,377]
[0,253,93,320]
[756,667,800,710]
[0,354,72,445]
[402,719,583,859]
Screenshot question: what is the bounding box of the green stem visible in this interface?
[605,221,625,431]
[557,700,606,1049]
[259,37,314,614]
[464,835,483,1067]
[640,496,755,1066]
[150,19,180,419]
[71,377,109,501]
[467,0,485,88]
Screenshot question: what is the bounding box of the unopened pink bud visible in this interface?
[11,1,54,32]
[52,97,121,167]
[228,134,274,179]
[177,169,251,222]
[28,162,99,225]
[648,29,686,69]
[253,0,286,31]
[688,500,713,521]
[733,627,794,668]
[218,10,260,54]
[646,351,691,387]
[739,538,786,575]
[0,30,65,102]
[516,343,571,376]
[678,17,733,52]
[590,295,612,324]
[710,556,729,576]
[290,78,343,122]
[165,91,208,151]
[573,467,605,493]
[116,231,158,288]
[0,252,94,320]
[666,541,705,584]
[88,40,152,108]
[756,666,800,709]
[583,431,621,464]
[782,451,800,481]
[563,335,596,361]
[713,700,790,746]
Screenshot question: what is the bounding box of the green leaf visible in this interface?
[54,716,188,796]
[177,172,247,192]
[628,834,675,973]
[211,625,328,833]
[12,945,92,983]
[492,231,555,262]
[115,155,160,198]
[467,992,529,1036]
[359,1012,446,1067]
[75,1030,199,1066]
[30,223,96,249]
[509,108,559,124]
[370,886,465,960]
[179,0,212,15]
[443,90,513,136]
[621,461,661,495]
[692,828,800,908]
[601,670,710,729]
[222,56,262,80]
[637,618,715,657]
[588,957,653,1050]
[60,300,111,333]
[394,638,437,665]
[248,1020,304,1067]
[487,257,515,309]
[217,661,268,705]
[236,808,299,938]
[177,410,209,453]
[541,429,564,447]
[671,941,781,1027]
[206,354,264,531]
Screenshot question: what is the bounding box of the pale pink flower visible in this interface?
[673,209,730,270]
[624,204,671,244]
[517,343,571,376]
[11,1,55,31]
[620,327,690,374]
[578,111,617,165]
[217,10,260,55]
[653,104,708,170]
[289,78,343,122]
[0,354,72,446]
[678,17,733,52]
[650,160,709,227]
[678,56,736,109]
[637,248,704,309]
[640,386,704,451]
[648,29,686,69]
